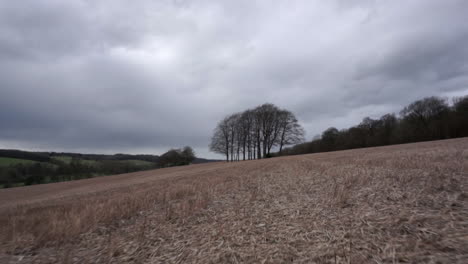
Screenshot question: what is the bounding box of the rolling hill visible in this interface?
[0,138,467,263]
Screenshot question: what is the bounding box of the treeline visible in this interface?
[210,103,305,161]
[158,146,196,167]
[0,150,160,163]
[0,150,51,162]
[0,159,155,187]
[0,146,197,188]
[281,95,468,155]
[51,153,160,162]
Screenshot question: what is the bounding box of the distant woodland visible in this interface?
[281,95,468,156]
[0,147,206,188]
[210,95,468,159]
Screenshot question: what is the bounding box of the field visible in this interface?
[0,157,38,167]
[51,156,153,167]
[0,138,467,263]
[0,155,159,188]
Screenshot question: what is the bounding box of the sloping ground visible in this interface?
[0,161,239,210]
[0,157,39,167]
[0,138,467,263]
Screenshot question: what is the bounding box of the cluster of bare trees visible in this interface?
[209,103,305,161]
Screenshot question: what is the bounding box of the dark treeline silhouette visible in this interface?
[158,146,196,167]
[0,150,51,162]
[0,159,154,187]
[281,95,468,156]
[210,103,305,161]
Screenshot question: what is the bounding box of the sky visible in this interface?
[1,0,468,159]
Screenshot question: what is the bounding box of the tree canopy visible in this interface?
[281,95,468,156]
[209,103,305,161]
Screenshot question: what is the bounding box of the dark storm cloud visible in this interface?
[1,0,468,158]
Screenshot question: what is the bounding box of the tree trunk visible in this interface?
[279,128,286,154]
[257,140,261,159]
[256,131,262,159]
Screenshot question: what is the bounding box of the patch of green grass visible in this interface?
[122,160,156,166]
[51,156,155,168]
[0,157,38,167]
[52,156,73,164]
[80,159,98,166]
[52,156,98,166]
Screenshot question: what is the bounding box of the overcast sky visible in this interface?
[1,0,468,158]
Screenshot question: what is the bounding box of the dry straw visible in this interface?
[0,138,467,263]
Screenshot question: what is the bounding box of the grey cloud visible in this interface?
[1,0,468,158]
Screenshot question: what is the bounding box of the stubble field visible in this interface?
[0,138,467,263]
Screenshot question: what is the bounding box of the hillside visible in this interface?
[0,149,217,188]
[0,157,39,166]
[0,138,467,263]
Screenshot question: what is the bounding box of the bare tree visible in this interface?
[253,108,263,159]
[209,103,305,160]
[400,96,449,141]
[277,110,305,154]
[255,103,280,157]
[209,117,231,161]
[225,113,241,162]
[239,110,254,160]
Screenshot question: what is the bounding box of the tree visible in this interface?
[452,96,468,137]
[280,94,468,157]
[209,117,231,161]
[321,127,339,151]
[209,103,305,160]
[400,96,449,141]
[158,149,179,167]
[376,114,398,145]
[158,147,195,167]
[277,110,305,153]
[181,146,196,164]
[238,110,254,160]
[227,114,241,161]
[255,104,280,157]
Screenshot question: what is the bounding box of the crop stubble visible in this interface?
[0,138,467,263]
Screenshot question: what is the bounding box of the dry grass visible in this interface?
[1,138,467,263]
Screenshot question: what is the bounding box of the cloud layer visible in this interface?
[1,0,468,158]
